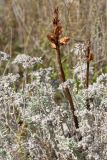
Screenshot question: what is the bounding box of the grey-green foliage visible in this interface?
[0,52,107,160]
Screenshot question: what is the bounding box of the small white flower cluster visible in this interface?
[0,51,10,61]
[72,42,94,86]
[31,67,53,82]
[74,63,94,82]
[12,54,42,68]
[80,73,107,102]
[0,73,20,84]
[58,79,74,91]
[73,42,86,57]
[97,73,107,84]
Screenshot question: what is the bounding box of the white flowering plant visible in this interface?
[0,41,107,160]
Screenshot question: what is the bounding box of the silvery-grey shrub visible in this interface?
[0,50,107,160]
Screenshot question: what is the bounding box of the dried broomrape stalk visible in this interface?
[47,7,79,129]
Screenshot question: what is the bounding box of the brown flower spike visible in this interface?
[47,7,79,129]
[47,8,70,49]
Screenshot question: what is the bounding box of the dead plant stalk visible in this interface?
[47,7,79,129]
[86,41,93,110]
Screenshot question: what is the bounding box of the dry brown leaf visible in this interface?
[88,53,94,61]
[51,43,56,49]
[47,34,55,43]
[59,37,70,45]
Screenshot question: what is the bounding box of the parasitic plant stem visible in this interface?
[47,7,79,129]
[86,41,93,110]
[56,44,79,129]
[86,41,91,89]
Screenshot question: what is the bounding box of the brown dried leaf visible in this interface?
[47,34,55,43]
[53,7,59,26]
[51,43,56,49]
[59,37,70,45]
[54,25,62,37]
[88,53,94,61]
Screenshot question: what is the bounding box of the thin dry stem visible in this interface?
[86,41,91,110]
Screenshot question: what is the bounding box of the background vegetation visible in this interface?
[0,0,107,70]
